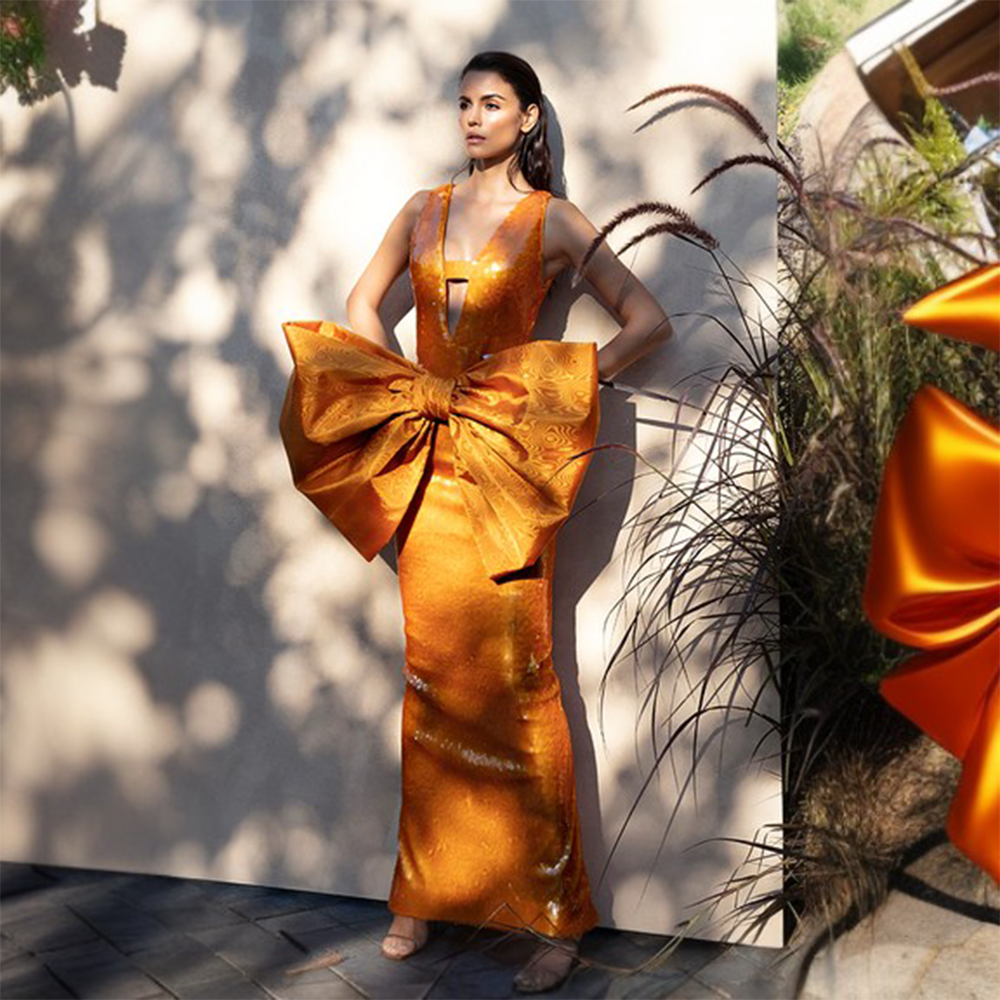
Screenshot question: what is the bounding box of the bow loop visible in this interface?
[413,371,457,422]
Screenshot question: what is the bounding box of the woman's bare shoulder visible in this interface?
[383,188,436,243]
[400,188,436,219]
[544,196,599,265]
[545,196,596,235]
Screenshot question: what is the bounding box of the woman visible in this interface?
[281,51,671,993]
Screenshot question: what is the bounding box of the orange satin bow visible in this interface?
[280,321,600,579]
[864,265,1000,882]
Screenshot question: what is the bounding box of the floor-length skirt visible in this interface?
[388,424,598,938]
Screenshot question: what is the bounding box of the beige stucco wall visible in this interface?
[1,0,780,943]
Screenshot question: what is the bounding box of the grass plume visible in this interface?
[628,83,770,146]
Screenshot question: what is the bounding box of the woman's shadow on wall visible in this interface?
[542,101,639,921]
[537,275,636,924]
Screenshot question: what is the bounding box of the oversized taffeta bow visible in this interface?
[280,321,600,579]
[864,265,1000,882]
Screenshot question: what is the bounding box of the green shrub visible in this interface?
[0,1,47,104]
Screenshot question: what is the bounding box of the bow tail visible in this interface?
[947,676,999,882]
[879,628,999,759]
[286,418,434,562]
[454,429,593,579]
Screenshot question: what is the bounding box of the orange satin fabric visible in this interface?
[864,266,1000,882]
[280,183,600,935]
[902,264,999,350]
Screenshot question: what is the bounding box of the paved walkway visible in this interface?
[799,840,999,1000]
[2,851,998,999]
[0,862,792,1000]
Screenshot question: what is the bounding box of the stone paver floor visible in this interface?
[0,863,793,999]
[3,855,997,999]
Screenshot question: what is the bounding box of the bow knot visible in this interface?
[413,371,457,422]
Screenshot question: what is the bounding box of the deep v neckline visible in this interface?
[441,182,540,265]
[439,183,542,341]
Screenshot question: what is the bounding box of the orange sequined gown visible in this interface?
[280,183,600,937]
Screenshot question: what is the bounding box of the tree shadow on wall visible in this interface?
[2,1,126,109]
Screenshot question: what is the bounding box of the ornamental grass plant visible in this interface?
[593,81,998,953]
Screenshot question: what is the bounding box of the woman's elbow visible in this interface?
[632,303,672,349]
[650,311,673,346]
[346,285,373,326]
[346,284,363,315]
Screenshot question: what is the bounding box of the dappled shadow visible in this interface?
[43,2,126,97]
[1,0,781,945]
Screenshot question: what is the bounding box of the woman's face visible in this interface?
[458,70,538,164]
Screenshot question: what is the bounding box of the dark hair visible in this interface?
[460,51,554,193]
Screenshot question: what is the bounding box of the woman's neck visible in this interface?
[462,155,530,200]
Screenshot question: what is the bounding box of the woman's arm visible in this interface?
[345,190,429,348]
[544,199,673,381]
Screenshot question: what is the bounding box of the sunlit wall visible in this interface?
[1,0,780,943]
